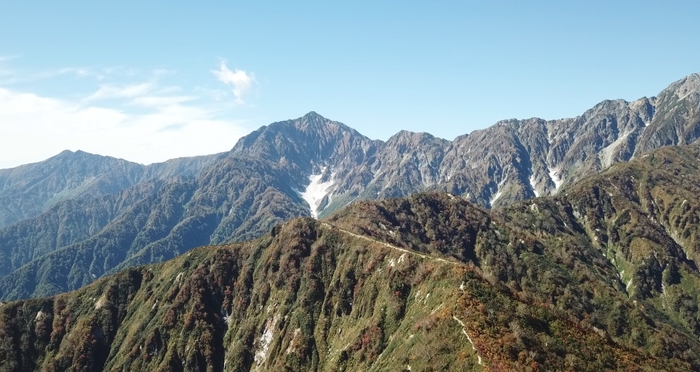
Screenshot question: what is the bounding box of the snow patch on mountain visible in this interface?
[529,174,539,197]
[300,168,335,218]
[549,167,563,191]
[490,190,502,207]
[490,180,505,208]
[599,131,631,168]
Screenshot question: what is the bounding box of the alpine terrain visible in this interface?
[2,141,700,370]
[0,73,698,304]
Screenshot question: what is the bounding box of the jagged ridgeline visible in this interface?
[0,73,699,302]
[2,142,700,370]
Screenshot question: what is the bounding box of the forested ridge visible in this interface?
[2,142,700,370]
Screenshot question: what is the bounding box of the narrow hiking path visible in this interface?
[319,222,463,266]
[319,221,486,367]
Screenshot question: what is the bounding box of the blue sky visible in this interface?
[0,1,698,168]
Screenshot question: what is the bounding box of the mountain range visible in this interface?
[2,139,700,370]
[0,73,698,302]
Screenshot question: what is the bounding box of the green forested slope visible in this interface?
[3,145,700,371]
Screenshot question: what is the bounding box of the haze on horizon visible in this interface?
[0,1,698,169]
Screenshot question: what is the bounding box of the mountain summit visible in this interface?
[1,75,700,301]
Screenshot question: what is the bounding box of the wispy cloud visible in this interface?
[0,55,20,62]
[0,62,254,169]
[0,66,106,85]
[131,95,197,108]
[0,56,17,81]
[212,61,256,105]
[84,82,155,101]
[0,86,249,169]
[0,58,148,86]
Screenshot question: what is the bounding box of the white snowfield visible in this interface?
[529,174,540,197]
[490,180,505,207]
[489,190,502,207]
[548,167,563,191]
[300,168,335,218]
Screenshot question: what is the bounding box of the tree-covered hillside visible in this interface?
[3,138,700,371]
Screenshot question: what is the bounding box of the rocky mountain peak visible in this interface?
[299,110,327,125]
[386,130,446,148]
[229,112,372,170]
[56,149,76,157]
[633,73,700,155]
[656,73,700,102]
[671,73,700,100]
[46,149,105,163]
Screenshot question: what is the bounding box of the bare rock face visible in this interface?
[227,74,699,216]
[222,74,700,217]
[635,73,700,154]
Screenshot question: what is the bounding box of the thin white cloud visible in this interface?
[55,67,104,79]
[0,66,106,85]
[83,70,183,103]
[212,61,256,105]
[102,66,140,76]
[0,61,255,169]
[84,82,155,101]
[0,55,20,62]
[131,95,197,108]
[0,59,153,86]
[0,86,249,169]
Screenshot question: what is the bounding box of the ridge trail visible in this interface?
[319,222,462,266]
[320,221,485,366]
